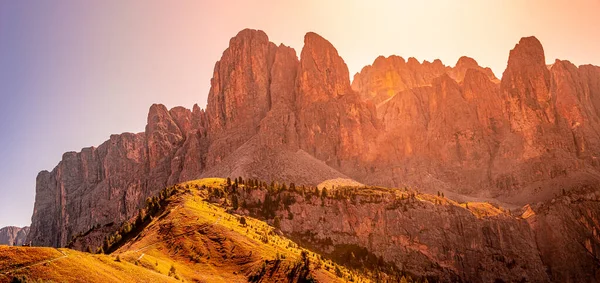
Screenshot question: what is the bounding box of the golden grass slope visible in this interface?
[0,247,178,282]
[0,178,359,283]
[113,178,356,282]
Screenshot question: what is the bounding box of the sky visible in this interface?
[1,0,599,228]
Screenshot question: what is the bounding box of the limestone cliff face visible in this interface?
[360,69,505,195]
[297,32,354,107]
[451,56,497,83]
[28,106,208,248]
[525,189,600,282]
[206,29,277,165]
[235,185,600,282]
[258,44,299,149]
[352,55,497,106]
[353,36,600,202]
[0,226,29,246]
[283,198,548,283]
[296,32,379,171]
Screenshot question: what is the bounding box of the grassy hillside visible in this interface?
[0,246,178,282]
[0,178,364,283]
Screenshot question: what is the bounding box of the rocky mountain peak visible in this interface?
[452,56,497,82]
[146,104,184,170]
[505,36,546,69]
[297,32,352,107]
[455,56,479,68]
[206,28,275,135]
[501,36,551,102]
[501,36,556,148]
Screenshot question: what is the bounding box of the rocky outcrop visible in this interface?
[233,184,600,282]
[206,29,278,165]
[525,188,600,282]
[295,32,379,172]
[351,55,497,106]
[0,226,29,246]
[351,35,600,203]
[450,56,497,83]
[28,106,208,248]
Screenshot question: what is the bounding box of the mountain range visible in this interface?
[14,29,600,282]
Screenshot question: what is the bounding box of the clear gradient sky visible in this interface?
[1,0,599,228]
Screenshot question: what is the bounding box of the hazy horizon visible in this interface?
[1,0,600,228]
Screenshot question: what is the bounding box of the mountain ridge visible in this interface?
[27,29,600,282]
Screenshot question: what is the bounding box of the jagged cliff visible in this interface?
[29,27,600,272]
[0,226,29,246]
[226,181,600,282]
[353,36,600,203]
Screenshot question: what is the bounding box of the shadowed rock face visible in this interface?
[28,29,600,281]
[28,105,207,248]
[0,226,29,246]
[232,185,599,282]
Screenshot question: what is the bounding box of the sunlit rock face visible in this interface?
[351,55,497,107]
[295,32,379,172]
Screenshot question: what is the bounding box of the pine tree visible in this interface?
[301,250,310,267]
[273,216,281,229]
[123,222,132,234]
[232,194,239,210]
[135,209,145,227]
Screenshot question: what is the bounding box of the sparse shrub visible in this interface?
[10,275,29,283]
[335,266,343,277]
[273,216,281,229]
[169,264,177,277]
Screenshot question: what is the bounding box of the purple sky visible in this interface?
[1,0,599,228]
